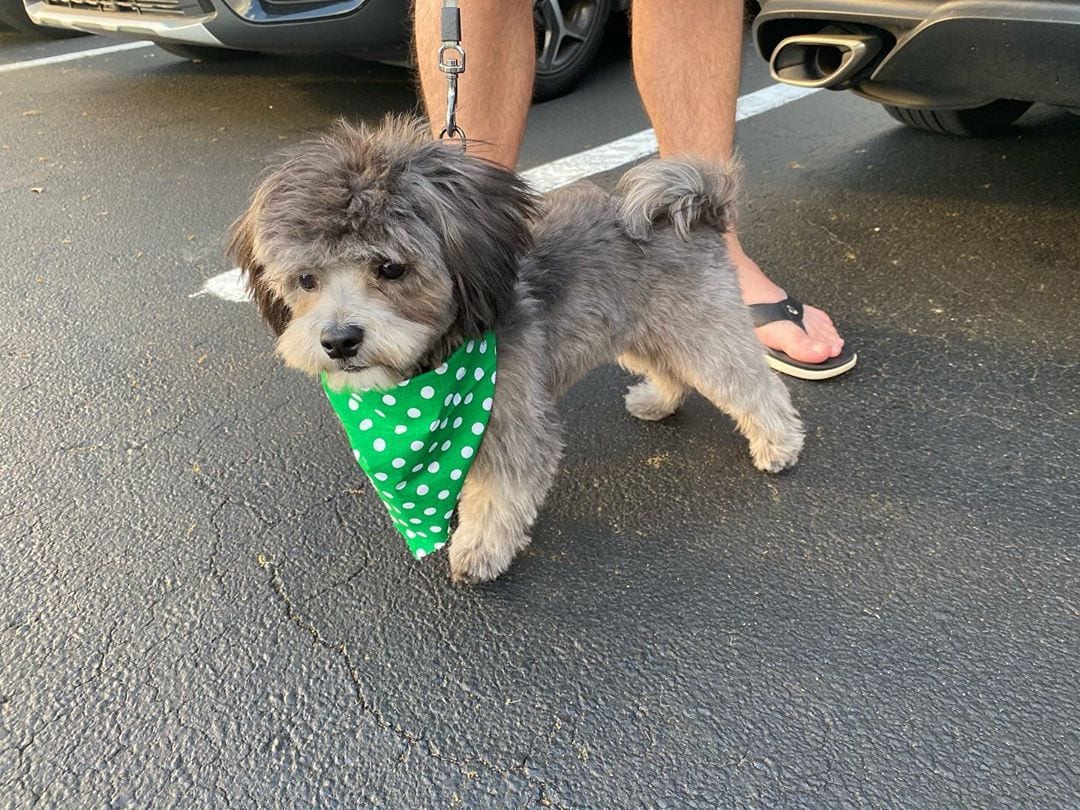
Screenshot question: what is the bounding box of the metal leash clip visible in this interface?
[438,0,466,146]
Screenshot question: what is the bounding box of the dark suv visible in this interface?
[753,0,1080,135]
[26,0,620,101]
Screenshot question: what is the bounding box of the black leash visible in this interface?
[437,0,467,146]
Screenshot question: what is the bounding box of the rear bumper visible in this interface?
[26,0,407,56]
[753,0,1080,108]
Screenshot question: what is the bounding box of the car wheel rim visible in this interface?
[534,0,600,74]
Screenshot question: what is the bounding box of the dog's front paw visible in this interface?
[749,429,804,473]
[625,381,680,421]
[449,527,529,584]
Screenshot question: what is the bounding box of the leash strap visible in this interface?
[438,0,466,145]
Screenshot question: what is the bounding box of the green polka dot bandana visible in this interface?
[321,333,497,559]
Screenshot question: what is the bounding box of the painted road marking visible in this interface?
[523,83,820,192]
[0,41,154,74]
[188,268,249,302]
[192,82,821,303]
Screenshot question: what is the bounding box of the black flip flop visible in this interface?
[748,297,857,381]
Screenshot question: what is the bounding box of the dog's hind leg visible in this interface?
[639,296,805,473]
[619,352,688,421]
[449,343,563,584]
[675,339,804,473]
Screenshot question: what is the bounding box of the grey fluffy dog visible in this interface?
[230,116,803,584]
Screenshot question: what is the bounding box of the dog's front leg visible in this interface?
[449,359,562,584]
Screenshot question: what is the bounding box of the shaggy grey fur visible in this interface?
[230,116,803,584]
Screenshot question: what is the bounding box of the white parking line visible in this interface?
[188,268,250,302]
[192,82,820,303]
[0,40,153,75]
[524,83,819,192]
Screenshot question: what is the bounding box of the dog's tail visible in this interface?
[615,156,740,242]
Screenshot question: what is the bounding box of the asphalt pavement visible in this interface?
[1,23,1079,809]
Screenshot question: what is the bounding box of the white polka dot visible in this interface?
[427,461,440,473]
[429,442,439,453]
[412,463,424,473]
[453,394,462,406]
[491,371,497,383]
[382,394,396,406]
[482,398,493,411]
[434,363,448,375]
[396,481,408,490]
[373,438,386,452]
[416,531,427,539]
[409,440,424,452]
[420,386,435,399]
[441,440,452,451]
[406,530,416,539]
[464,393,474,404]
[456,367,466,380]
[398,379,410,387]
[403,502,415,509]
[453,417,463,429]
[409,518,422,525]
[392,458,406,468]
[438,490,450,499]
[443,510,454,519]
[440,418,449,429]
[374,472,388,481]
[461,446,474,459]
[383,492,394,500]
[444,393,453,407]
[474,368,484,381]
[348,398,359,411]
[374,409,386,418]
[359,418,374,430]
[429,420,440,431]
[412,545,423,556]
[479,340,488,354]
[352,449,360,462]
[450,469,462,481]
[416,484,429,495]
[472,422,485,435]
[407,407,422,418]
[424,507,437,516]
[466,340,475,353]
[394,425,407,435]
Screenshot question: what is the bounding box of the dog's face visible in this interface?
[229,117,537,391]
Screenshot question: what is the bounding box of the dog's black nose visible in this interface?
[320,324,364,360]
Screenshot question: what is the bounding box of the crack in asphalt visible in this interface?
[258,556,563,808]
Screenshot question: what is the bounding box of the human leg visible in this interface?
[630,0,847,369]
[414,0,535,169]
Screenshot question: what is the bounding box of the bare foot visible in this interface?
[726,232,844,364]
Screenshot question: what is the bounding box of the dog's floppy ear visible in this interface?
[227,195,291,337]
[409,143,539,336]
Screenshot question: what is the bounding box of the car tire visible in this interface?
[882,99,1033,137]
[533,0,612,102]
[156,42,258,61]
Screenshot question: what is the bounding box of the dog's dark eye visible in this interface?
[376,262,408,281]
[298,273,318,291]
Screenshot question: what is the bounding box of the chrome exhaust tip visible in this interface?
[770,34,883,90]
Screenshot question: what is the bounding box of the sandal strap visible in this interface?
[748,296,806,332]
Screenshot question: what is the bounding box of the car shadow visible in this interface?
[800,103,1080,210]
